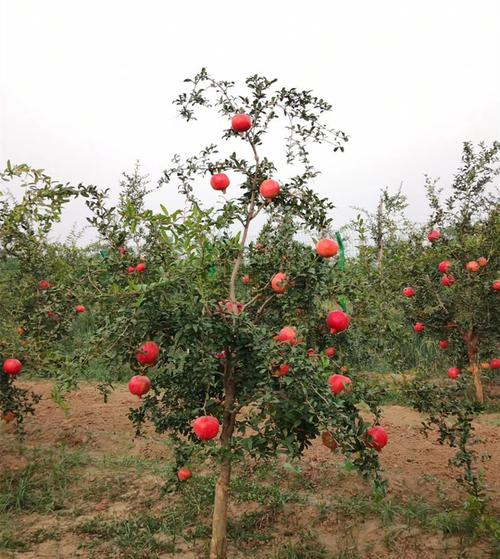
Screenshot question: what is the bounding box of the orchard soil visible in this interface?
[1,381,499,559]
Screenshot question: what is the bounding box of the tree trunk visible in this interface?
[465,329,483,403]
[209,360,236,559]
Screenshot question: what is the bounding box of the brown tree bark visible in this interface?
[465,329,484,403]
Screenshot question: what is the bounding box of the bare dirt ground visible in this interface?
[1,381,499,559]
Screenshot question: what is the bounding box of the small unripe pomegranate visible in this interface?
[177,467,192,482]
[128,375,151,397]
[465,261,479,273]
[75,305,85,314]
[316,239,339,258]
[210,173,230,192]
[402,287,415,298]
[193,416,220,441]
[413,322,425,333]
[231,113,252,132]
[3,359,22,376]
[259,179,280,201]
[135,262,146,273]
[326,311,350,334]
[366,426,388,451]
[438,260,451,273]
[441,275,455,287]
[271,272,288,294]
[427,230,441,242]
[477,256,488,267]
[325,347,336,358]
[447,367,460,379]
[136,341,160,365]
[438,340,448,349]
[328,374,352,395]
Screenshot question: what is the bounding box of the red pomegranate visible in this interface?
[328,374,352,395]
[271,272,288,294]
[402,287,415,298]
[2,359,22,376]
[307,348,316,357]
[177,467,192,481]
[193,416,220,441]
[128,375,151,397]
[75,305,85,314]
[438,260,451,273]
[127,266,135,274]
[465,261,479,273]
[447,367,460,379]
[259,179,280,201]
[37,280,51,290]
[316,239,339,258]
[366,426,388,451]
[490,359,500,370]
[135,262,146,273]
[278,364,290,377]
[492,280,500,291]
[275,326,297,344]
[214,351,226,360]
[427,230,441,243]
[326,311,350,334]
[438,340,448,350]
[210,173,230,192]
[325,347,336,358]
[413,322,425,333]
[231,113,252,132]
[242,275,250,285]
[136,341,160,365]
[441,275,455,287]
[119,246,127,257]
[477,256,488,267]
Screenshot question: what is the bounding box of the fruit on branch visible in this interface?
[271,272,288,294]
[136,341,160,365]
[275,326,297,344]
[413,322,425,333]
[477,256,488,267]
[402,287,415,297]
[441,275,455,287]
[242,275,250,285]
[315,239,339,258]
[326,311,350,334]
[366,426,388,451]
[231,113,252,132]
[135,263,146,273]
[37,280,51,289]
[75,305,85,313]
[128,375,151,397]
[428,230,441,243]
[210,173,230,192]
[438,340,448,349]
[177,467,192,481]
[328,374,352,395]
[492,280,500,291]
[465,261,479,273]
[277,364,290,377]
[193,415,220,441]
[2,359,22,376]
[259,179,280,201]
[438,260,451,273]
[490,358,500,370]
[127,266,135,274]
[447,367,460,379]
[325,347,336,358]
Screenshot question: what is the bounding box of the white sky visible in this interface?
[1,0,499,243]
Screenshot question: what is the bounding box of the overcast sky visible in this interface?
[1,0,499,243]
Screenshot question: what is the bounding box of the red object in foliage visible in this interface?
[271,272,288,294]
[477,257,488,267]
[127,266,135,274]
[366,426,388,451]
[490,359,500,370]
[177,468,192,481]
[441,275,455,287]
[231,113,252,132]
[38,280,51,290]
[427,230,441,243]
[465,261,480,273]
[325,347,336,358]
[438,260,451,273]
[128,375,151,397]
[75,305,85,314]
[447,367,460,379]
[402,287,415,298]
[278,364,290,377]
[326,311,350,334]
[492,280,500,291]
[259,179,280,201]
[136,341,160,365]
[438,340,448,349]
[316,239,339,258]
[413,322,425,333]
[276,326,297,344]
[210,173,230,192]
[328,374,352,395]
[193,416,220,441]
[2,359,22,376]
[135,263,146,273]
[119,246,127,257]
[242,275,250,285]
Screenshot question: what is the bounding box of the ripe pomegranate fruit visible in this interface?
[465,261,479,273]
[315,239,339,258]
[136,341,160,365]
[326,311,350,334]
[177,467,192,481]
[214,351,226,360]
[259,179,280,201]
[321,431,338,450]
[438,340,448,349]
[210,173,230,192]
[2,411,16,423]
[441,275,455,287]
[128,375,151,397]
[447,367,460,379]
[492,280,500,291]
[231,113,252,132]
[328,374,352,395]
[427,230,441,242]
[271,272,288,294]
[402,287,415,298]
[127,266,135,274]
[366,426,388,451]
[278,364,290,377]
[438,260,451,273]
[135,263,146,273]
[193,416,220,441]
[307,348,316,357]
[413,322,425,333]
[242,275,250,285]
[75,305,85,314]
[325,347,336,358]
[275,326,297,343]
[2,359,22,376]
[490,358,500,370]
[38,280,51,289]
[477,256,488,267]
